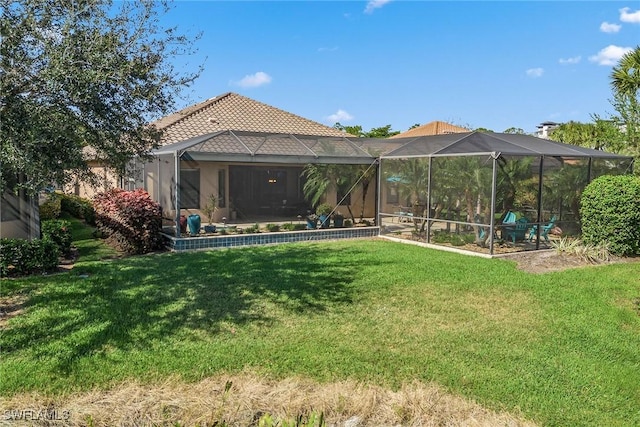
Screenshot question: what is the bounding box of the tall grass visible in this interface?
[1,239,638,426]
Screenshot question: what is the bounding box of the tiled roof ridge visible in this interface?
[226,93,345,135]
[153,92,347,136]
[151,92,234,130]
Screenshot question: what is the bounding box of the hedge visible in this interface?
[41,219,73,257]
[60,193,96,225]
[39,193,61,220]
[580,174,640,256]
[0,238,59,277]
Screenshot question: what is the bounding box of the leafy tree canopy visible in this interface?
[548,119,625,152]
[334,123,399,138]
[503,127,525,134]
[609,45,640,164]
[0,0,202,194]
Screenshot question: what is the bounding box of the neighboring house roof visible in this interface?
[151,92,347,144]
[389,121,469,139]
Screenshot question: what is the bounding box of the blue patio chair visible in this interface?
[528,215,557,243]
[501,210,517,224]
[503,217,529,244]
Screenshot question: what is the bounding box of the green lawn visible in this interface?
[1,238,639,426]
[63,213,120,262]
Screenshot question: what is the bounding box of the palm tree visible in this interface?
[302,164,338,208]
[610,46,640,99]
[610,46,640,164]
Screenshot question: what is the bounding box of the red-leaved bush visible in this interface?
[93,189,163,254]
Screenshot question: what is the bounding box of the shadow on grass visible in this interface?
[1,243,379,372]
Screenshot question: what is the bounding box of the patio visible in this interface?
[377,131,634,255]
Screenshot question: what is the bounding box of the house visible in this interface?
[535,121,560,139]
[140,93,379,225]
[389,121,470,139]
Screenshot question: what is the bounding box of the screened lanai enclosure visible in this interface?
[147,130,378,237]
[378,131,634,255]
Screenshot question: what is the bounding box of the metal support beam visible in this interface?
[375,159,381,228]
[174,151,181,238]
[426,157,433,243]
[489,155,498,255]
[534,156,545,250]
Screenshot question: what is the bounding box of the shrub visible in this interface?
[93,189,163,254]
[39,193,61,220]
[244,223,260,234]
[0,238,59,277]
[41,219,73,257]
[315,203,333,216]
[265,223,280,232]
[551,237,612,263]
[580,175,640,256]
[60,193,96,225]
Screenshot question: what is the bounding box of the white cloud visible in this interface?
[589,45,633,65]
[600,21,621,33]
[620,7,640,23]
[526,68,544,78]
[326,109,354,124]
[559,56,581,65]
[232,71,272,88]
[364,0,391,14]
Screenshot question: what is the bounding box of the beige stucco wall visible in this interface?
[144,157,229,223]
[64,162,120,200]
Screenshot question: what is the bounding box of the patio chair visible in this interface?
[501,210,517,224]
[528,215,557,243]
[503,217,529,244]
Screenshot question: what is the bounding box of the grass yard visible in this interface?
[0,237,639,426]
[63,213,120,262]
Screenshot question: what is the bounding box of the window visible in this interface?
[1,174,21,221]
[218,169,226,208]
[179,169,200,209]
[337,181,351,206]
[387,183,399,205]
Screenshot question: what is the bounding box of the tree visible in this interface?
[610,46,640,99]
[503,127,525,134]
[365,125,400,138]
[548,120,625,152]
[333,123,400,138]
[334,123,365,137]
[0,0,201,195]
[609,46,640,164]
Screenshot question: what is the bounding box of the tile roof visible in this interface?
[389,121,470,139]
[151,92,347,144]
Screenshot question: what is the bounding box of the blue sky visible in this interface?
[165,1,639,134]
